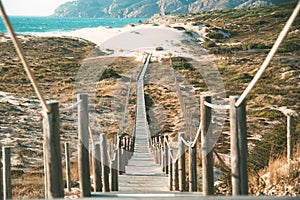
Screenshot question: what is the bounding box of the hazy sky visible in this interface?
[2,0,71,16]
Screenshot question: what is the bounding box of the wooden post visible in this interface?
[65,143,71,192]
[93,144,102,192]
[154,146,159,164]
[111,152,119,191]
[118,137,125,175]
[164,136,169,175]
[43,101,64,198]
[77,94,91,197]
[230,96,240,195]
[200,95,214,195]
[287,115,294,164]
[189,145,197,192]
[3,147,12,200]
[178,132,186,192]
[237,99,248,195]
[173,159,179,191]
[123,138,128,166]
[168,149,173,191]
[100,134,110,192]
[128,138,133,159]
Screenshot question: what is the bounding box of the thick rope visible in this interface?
[235,1,300,107]
[204,101,230,110]
[180,136,191,147]
[191,121,201,148]
[0,1,50,113]
[59,100,82,111]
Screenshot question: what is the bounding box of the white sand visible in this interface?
[65,24,193,58]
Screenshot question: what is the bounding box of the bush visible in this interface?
[202,40,216,48]
[207,31,225,39]
[155,47,163,51]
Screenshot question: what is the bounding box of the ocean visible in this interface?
[0,16,147,34]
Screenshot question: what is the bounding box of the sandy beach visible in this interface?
[64,23,206,60]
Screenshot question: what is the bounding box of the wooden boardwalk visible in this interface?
[118,54,169,192]
[118,132,168,192]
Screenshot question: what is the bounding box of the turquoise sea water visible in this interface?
[0,16,147,34]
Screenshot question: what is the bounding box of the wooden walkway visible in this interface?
[118,54,169,192]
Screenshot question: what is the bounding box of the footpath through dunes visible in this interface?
[92,54,202,199]
[117,54,168,193]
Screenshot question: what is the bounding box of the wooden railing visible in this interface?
[148,94,248,195]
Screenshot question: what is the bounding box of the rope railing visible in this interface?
[204,101,230,110]
[180,135,191,147]
[0,1,50,113]
[235,0,300,107]
[190,122,201,148]
[59,100,83,111]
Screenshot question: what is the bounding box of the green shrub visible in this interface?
[202,40,216,48]
[207,31,225,39]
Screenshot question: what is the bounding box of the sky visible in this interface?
[1,0,71,16]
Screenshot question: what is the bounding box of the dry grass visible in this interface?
[249,154,300,196]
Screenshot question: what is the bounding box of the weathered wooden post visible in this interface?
[158,137,162,165]
[168,148,173,191]
[0,162,2,200]
[43,101,64,198]
[111,152,119,191]
[237,99,248,195]
[173,159,179,191]
[164,136,169,174]
[178,132,186,192]
[287,115,295,164]
[93,144,102,192]
[77,94,91,197]
[189,145,197,192]
[230,96,240,195]
[154,144,159,164]
[65,143,71,192]
[100,133,110,192]
[160,137,165,170]
[123,138,128,166]
[3,147,12,200]
[200,95,214,195]
[118,137,125,175]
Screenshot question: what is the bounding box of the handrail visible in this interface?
[59,100,82,111]
[190,121,201,148]
[235,1,300,107]
[204,101,230,110]
[180,135,191,147]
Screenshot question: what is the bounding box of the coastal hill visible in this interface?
[52,0,288,18]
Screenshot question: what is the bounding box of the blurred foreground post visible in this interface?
[43,101,64,198]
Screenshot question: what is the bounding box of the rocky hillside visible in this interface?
[52,0,289,18]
